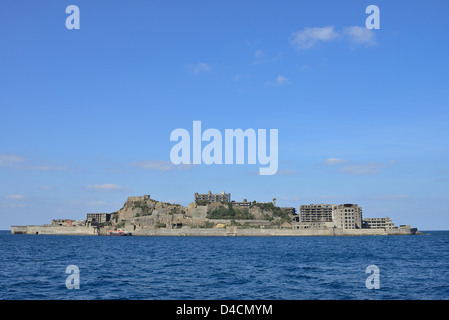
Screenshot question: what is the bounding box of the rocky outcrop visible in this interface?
[207,201,288,221]
[116,195,187,221]
[112,196,292,230]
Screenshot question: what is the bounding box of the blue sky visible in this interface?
[1,0,448,230]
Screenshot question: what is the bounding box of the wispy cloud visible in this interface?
[251,49,282,65]
[189,62,211,73]
[2,194,27,208]
[291,25,376,50]
[300,64,311,72]
[339,162,387,175]
[2,203,27,208]
[24,164,70,172]
[0,154,25,167]
[266,75,289,86]
[251,50,267,65]
[128,160,196,173]
[323,158,394,175]
[5,194,24,200]
[254,50,264,58]
[233,74,250,82]
[323,158,348,165]
[291,26,339,49]
[0,153,72,172]
[276,75,288,85]
[84,184,125,191]
[343,26,376,47]
[39,185,55,190]
[129,160,174,173]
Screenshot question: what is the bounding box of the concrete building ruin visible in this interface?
[332,204,363,229]
[298,204,333,223]
[86,213,111,226]
[295,203,399,231]
[363,217,396,229]
[195,191,231,203]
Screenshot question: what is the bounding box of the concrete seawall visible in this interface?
[11,225,98,236]
[11,225,417,236]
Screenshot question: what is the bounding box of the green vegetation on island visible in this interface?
[207,203,254,220]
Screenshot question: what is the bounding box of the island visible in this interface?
[11,190,419,236]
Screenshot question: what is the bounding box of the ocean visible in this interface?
[0,230,448,300]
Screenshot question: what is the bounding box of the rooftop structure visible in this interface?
[127,195,150,202]
[195,191,230,203]
[231,199,251,208]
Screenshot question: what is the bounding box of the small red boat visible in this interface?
[107,229,132,236]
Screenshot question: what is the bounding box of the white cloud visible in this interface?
[291,26,339,49]
[300,64,311,72]
[266,75,289,86]
[190,62,211,73]
[251,50,282,65]
[5,194,24,200]
[84,184,125,191]
[0,154,24,167]
[323,158,394,175]
[2,203,27,208]
[276,75,288,85]
[251,50,266,64]
[128,160,197,173]
[291,25,377,50]
[254,50,264,58]
[234,74,249,82]
[343,26,376,47]
[0,154,72,172]
[339,162,387,175]
[128,160,174,173]
[323,158,348,165]
[26,164,69,171]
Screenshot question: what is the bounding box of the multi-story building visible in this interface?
[332,204,363,229]
[86,213,111,226]
[363,217,395,229]
[194,191,231,203]
[299,204,333,223]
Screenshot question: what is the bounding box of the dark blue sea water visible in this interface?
[0,230,448,300]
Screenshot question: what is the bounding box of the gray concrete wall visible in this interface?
[133,227,228,236]
[11,225,98,235]
[11,225,417,236]
[131,226,416,237]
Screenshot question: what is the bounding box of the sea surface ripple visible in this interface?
[0,230,448,300]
